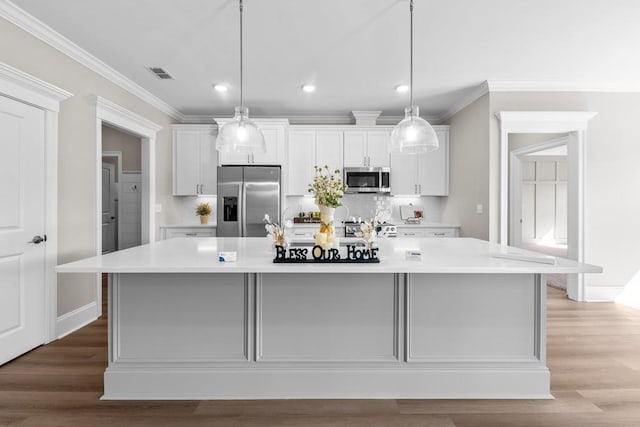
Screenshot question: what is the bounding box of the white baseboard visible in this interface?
[56,301,98,339]
[585,286,625,302]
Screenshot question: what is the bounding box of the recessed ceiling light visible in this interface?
[213,84,229,93]
[301,84,316,93]
[395,84,409,93]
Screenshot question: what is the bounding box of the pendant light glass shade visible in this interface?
[215,0,264,154]
[390,0,439,154]
[389,106,438,153]
[216,107,265,154]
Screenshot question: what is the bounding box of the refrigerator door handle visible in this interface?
[241,182,247,237]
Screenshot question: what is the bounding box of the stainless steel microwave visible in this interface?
[344,167,391,193]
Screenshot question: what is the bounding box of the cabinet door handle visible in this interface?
[294,232,306,236]
[434,232,446,236]
[404,233,416,236]
[185,233,197,236]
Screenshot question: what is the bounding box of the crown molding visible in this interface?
[0,0,184,121]
[0,61,72,112]
[436,81,490,123]
[487,80,640,93]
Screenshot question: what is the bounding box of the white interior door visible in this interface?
[0,95,46,365]
[101,162,117,254]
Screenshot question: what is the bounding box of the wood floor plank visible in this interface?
[196,399,400,417]
[397,391,601,415]
[1,284,639,426]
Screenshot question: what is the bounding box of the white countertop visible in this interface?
[394,222,460,228]
[292,222,460,228]
[56,237,601,275]
[160,223,217,228]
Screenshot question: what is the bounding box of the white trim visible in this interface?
[95,96,162,317]
[496,111,597,301]
[495,111,597,133]
[56,301,98,339]
[487,80,640,93]
[0,62,71,344]
[0,0,183,121]
[0,63,71,111]
[102,367,552,400]
[437,81,490,123]
[187,114,432,126]
[95,96,162,135]
[585,286,625,302]
[351,110,382,126]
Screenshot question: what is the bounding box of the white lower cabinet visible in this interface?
[390,126,449,196]
[161,226,217,240]
[396,226,459,238]
[290,225,345,239]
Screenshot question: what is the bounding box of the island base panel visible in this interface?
[106,272,549,399]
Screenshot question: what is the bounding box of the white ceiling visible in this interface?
[10,0,640,121]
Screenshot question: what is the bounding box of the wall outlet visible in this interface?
[476,204,483,214]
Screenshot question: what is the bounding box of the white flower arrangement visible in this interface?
[357,209,388,248]
[264,214,292,246]
[307,165,347,208]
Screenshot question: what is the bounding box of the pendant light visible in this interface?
[216,0,265,154]
[389,0,439,154]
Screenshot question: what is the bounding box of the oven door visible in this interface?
[344,169,380,193]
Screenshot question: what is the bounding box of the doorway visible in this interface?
[94,96,161,317]
[509,135,568,289]
[101,124,143,252]
[497,111,597,301]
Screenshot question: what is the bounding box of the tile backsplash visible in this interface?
[172,194,442,227]
[174,196,217,225]
[285,195,442,224]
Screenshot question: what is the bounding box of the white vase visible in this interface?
[318,205,335,227]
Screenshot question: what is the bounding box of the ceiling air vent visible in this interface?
[148,67,174,80]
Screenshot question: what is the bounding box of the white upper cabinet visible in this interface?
[316,131,344,173]
[390,126,449,196]
[288,129,344,196]
[288,130,316,196]
[173,125,218,196]
[343,131,367,167]
[344,130,390,167]
[215,119,287,165]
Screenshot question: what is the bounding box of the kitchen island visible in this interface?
[56,237,601,400]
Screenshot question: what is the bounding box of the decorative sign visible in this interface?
[273,245,380,264]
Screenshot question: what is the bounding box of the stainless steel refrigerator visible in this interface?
[217,166,281,237]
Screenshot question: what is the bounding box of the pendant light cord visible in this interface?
[239,0,244,108]
[409,0,414,109]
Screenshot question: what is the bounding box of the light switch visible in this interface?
[476,204,483,214]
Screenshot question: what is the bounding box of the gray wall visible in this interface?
[102,125,141,173]
[442,94,490,240]
[0,17,181,316]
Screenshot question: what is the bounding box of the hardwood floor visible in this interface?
[2,286,640,426]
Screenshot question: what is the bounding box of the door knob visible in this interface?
[29,235,46,244]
